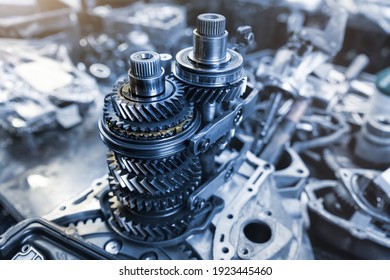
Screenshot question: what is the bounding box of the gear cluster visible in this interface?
[100,51,204,242]
[99,13,247,243]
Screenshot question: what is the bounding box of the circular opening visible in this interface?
[297,169,304,174]
[243,221,272,244]
[266,210,272,216]
[22,245,30,252]
[264,164,271,170]
[138,53,153,60]
[227,214,233,219]
[241,248,249,255]
[203,14,220,20]
[248,188,253,192]
[59,206,66,211]
[222,247,229,254]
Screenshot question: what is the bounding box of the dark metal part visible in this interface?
[260,98,310,165]
[0,219,116,260]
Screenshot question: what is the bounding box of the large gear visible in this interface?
[110,178,196,213]
[107,150,202,197]
[109,194,193,242]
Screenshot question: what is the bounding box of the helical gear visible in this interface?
[104,76,194,139]
[107,150,202,196]
[174,77,245,105]
[109,194,193,242]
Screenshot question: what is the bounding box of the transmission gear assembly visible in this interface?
[97,13,254,244]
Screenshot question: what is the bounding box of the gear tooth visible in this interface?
[144,200,153,212]
[129,197,137,209]
[145,103,162,121]
[139,177,160,194]
[143,225,157,239]
[134,223,148,238]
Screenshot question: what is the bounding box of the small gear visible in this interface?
[174,77,245,105]
[109,194,192,242]
[107,150,202,196]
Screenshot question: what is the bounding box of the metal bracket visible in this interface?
[187,135,251,211]
[189,87,258,155]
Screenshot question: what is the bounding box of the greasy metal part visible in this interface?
[256,7,348,97]
[160,53,172,76]
[128,51,165,98]
[187,135,251,210]
[189,87,258,155]
[174,13,244,88]
[211,152,312,260]
[260,98,310,165]
[233,26,255,55]
[338,169,390,224]
[274,147,309,198]
[354,115,390,165]
[306,179,390,259]
[99,50,211,243]
[193,14,227,64]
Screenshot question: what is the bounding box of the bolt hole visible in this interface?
[266,211,272,216]
[244,221,272,244]
[227,214,233,219]
[248,188,253,192]
[22,245,30,252]
[297,169,304,174]
[241,248,249,255]
[264,164,271,170]
[222,247,229,254]
[59,206,66,211]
